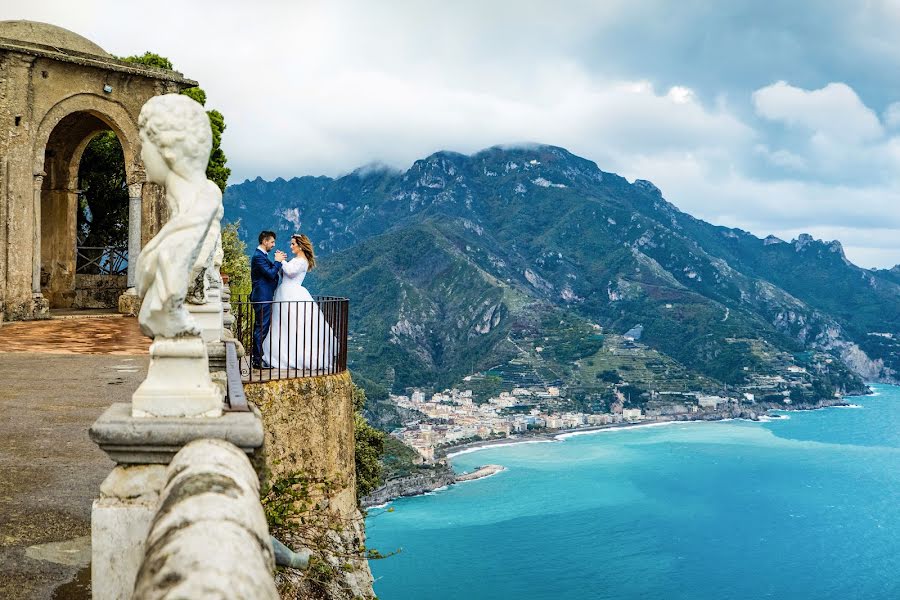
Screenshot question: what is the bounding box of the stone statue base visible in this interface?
[89,403,265,597]
[118,287,141,316]
[32,293,50,319]
[187,292,224,343]
[132,336,223,418]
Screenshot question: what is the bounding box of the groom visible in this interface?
[250,230,286,367]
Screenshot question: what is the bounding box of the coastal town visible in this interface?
[389,384,755,462]
[381,318,861,465]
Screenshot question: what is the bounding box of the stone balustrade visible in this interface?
[132,438,278,599]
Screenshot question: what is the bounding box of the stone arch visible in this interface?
[33,95,141,308]
[33,93,142,185]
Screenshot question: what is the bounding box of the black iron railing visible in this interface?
[76,246,128,275]
[232,295,349,382]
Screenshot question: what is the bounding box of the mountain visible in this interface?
[224,145,899,408]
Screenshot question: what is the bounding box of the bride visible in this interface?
[262,234,336,371]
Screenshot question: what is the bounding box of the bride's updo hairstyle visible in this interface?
[292,234,316,270]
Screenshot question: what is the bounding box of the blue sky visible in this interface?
[6,1,900,267]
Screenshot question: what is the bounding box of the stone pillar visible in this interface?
[127,182,142,289]
[31,174,48,317]
[119,182,143,315]
[2,55,37,321]
[91,464,167,600]
[221,275,235,330]
[89,403,265,599]
[31,174,42,294]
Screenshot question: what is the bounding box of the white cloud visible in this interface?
[753,81,884,143]
[666,86,695,104]
[884,102,900,129]
[4,1,900,267]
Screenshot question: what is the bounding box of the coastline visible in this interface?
[455,464,504,482]
[364,395,859,508]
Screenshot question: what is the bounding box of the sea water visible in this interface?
[366,386,899,599]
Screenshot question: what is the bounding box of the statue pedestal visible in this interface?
[91,464,167,599]
[187,295,224,343]
[132,336,223,418]
[32,293,50,319]
[118,287,141,316]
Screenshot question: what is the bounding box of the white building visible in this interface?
[698,395,727,408]
[622,408,643,420]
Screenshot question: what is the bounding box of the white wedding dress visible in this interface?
[262,256,336,371]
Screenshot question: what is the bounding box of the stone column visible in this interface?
[119,182,143,315]
[31,174,42,294]
[127,182,142,289]
[31,174,49,317]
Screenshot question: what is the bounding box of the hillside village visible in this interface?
[387,326,851,462]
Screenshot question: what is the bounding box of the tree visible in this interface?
[77,132,129,252]
[352,385,386,502]
[119,52,231,191]
[120,51,172,70]
[221,220,251,296]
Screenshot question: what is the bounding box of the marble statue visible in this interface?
[135,94,221,338]
[131,93,222,418]
[187,203,224,305]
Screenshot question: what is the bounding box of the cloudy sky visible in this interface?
[6,0,900,267]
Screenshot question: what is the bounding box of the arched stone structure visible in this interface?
[0,20,196,321]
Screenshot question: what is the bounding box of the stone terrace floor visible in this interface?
[0,315,149,599]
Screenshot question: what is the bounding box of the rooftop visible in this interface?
[0,20,110,56]
[0,20,196,86]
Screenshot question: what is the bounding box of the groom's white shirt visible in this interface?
[256,244,269,256]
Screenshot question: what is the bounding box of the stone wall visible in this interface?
[245,371,358,515]
[73,274,126,309]
[245,371,375,599]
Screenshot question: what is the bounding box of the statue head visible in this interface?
[138,94,212,185]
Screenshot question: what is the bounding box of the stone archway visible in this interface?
[0,20,196,322]
[33,97,141,308]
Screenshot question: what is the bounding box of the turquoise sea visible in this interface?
[366,386,899,599]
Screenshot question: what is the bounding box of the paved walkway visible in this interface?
[0,316,149,599]
[0,316,149,356]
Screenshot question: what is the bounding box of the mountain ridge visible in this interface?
[224,143,899,410]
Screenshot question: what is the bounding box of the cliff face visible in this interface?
[361,467,457,509]
[245,372,375,600]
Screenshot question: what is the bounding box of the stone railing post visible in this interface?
[221,274,235,330]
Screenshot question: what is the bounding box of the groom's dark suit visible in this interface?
[250,247,283,364]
